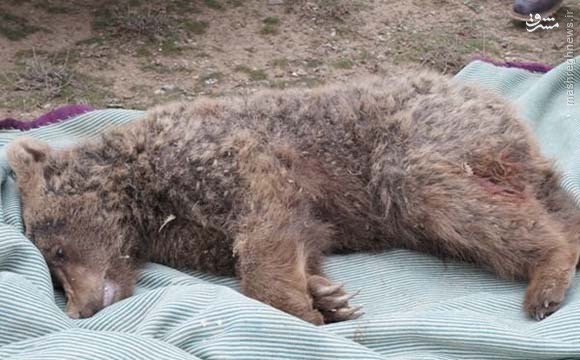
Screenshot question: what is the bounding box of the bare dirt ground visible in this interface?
[0,0,577,119]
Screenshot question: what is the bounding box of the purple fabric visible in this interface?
[471,55,553,73]
[0,104,94,131]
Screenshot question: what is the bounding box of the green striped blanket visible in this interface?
[0,58,579,359]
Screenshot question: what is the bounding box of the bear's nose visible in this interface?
[79,307,99,318]
[65,306,98,319]
[65,300,101,319]
[66,306,98,319]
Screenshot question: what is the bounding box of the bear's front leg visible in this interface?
[234,204,361,324]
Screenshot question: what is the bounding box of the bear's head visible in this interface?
[7,137,139,318]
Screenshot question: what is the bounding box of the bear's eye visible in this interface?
[55,247,66,261]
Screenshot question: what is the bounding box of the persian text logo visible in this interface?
[565,10,574,106]
[526,13,559,32]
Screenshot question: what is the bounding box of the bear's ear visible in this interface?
[6,137,52,196]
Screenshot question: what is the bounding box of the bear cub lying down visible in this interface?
[8,69,580,324]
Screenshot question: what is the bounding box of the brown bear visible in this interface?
[7,68,580,325]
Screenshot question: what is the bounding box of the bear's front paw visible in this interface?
[308,275,363,323]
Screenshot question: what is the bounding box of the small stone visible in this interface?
[161,84,177,92]
[106,99,124,108]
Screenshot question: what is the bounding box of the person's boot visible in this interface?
[511,0,563,21]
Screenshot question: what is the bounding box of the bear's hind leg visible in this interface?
[371,153,579,320]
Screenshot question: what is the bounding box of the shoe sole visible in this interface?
[510,0,563,21]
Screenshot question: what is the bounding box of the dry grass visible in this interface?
[95,6,171,40]
[1,0,576,118]
[10,50,74,98]
[0,10,43,41]
[235,65,268,81]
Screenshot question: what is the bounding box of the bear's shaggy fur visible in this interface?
[7,68,580,324]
